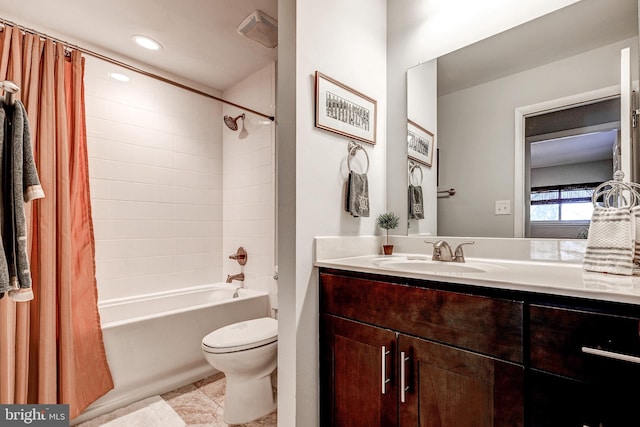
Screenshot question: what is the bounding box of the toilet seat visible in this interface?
[202,317,277,354]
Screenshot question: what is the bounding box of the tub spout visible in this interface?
[226,272,245,283]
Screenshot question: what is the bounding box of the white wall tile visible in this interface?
[87,58,274,308]
[87,59,224,301]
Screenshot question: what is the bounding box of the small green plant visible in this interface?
[376,212,400,245]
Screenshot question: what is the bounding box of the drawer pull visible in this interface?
[581,346,640,364]
[400,351,410,403]
[381,346,391,394]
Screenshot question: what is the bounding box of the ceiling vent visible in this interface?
[237,10,278,48]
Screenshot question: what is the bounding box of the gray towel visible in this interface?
[345,171,369,217]
[0,99,45,301]
[408,184,424,220]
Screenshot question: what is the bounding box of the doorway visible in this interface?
[524,97,620,238]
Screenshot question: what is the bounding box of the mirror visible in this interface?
[406,0,639,238]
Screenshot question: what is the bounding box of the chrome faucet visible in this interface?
[226,272,245,283]
[425,240,475,263]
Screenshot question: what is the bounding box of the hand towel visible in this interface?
[583,206,634,276]
[345,171,369,217]
[633,206,640,275]
[408,184,424,220]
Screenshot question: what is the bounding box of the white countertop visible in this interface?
[316,253,640,306]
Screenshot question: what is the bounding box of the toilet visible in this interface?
[201,317,278,424]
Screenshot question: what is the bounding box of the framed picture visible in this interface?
[407,119,434,167]
[315,71,377,145]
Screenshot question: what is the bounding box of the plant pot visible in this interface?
[382,245,394,255]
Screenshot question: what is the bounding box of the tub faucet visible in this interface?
[226,272,245,283]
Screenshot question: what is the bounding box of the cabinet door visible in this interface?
[398,334,524,427]
[320,314,398,427]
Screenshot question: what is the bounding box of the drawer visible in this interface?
[320,272,523,363]
[530,304,640,382]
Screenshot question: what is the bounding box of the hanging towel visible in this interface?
[0,99,45,301]
[633,206,640,275]
[345,171,369,217]
[583,206,634,276]
[408,184,424,220]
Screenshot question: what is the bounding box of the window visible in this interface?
[530,183,599,222]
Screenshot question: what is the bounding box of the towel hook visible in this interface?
[347,141,369,174]
[408,161,423,186]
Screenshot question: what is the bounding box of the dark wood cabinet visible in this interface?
[320,314,397,427]
[320,270,524,426]
[529,304,640,426]
[398,334,523,427]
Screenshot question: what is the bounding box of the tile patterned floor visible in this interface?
[78,373,277,427]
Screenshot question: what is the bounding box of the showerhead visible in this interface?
[224,114,245,131]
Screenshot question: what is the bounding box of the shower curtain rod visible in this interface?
[0,18,275,122]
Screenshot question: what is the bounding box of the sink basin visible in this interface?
[373,257,507,274]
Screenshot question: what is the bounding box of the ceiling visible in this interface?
[438,0,639,96]
[530,129,616,169]
[0,0,278,92]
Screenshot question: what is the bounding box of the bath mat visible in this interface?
[77,395,185,427]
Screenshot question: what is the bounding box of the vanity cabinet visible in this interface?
[319,270,525,426]
[529,304,640,426]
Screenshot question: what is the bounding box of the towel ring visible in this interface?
[409,161,423,186]
[592,170,640,208]
[347,141,369,174]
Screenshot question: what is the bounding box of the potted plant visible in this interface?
[376,212,400,255]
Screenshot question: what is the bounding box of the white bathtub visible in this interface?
[75,284,270,424]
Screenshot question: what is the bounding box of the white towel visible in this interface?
[583,206,635,276]
[633,206,640,275]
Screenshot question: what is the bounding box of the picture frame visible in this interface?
[407,119,434,167]
[315,71,377,145]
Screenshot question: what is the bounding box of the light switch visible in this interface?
[495,200,511,215]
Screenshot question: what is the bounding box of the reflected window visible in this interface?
[530,183,598,222]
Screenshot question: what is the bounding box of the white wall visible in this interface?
[277,0,387,425]
[387,0,579,234]
[437,38,638,237]
[85,56,224,301]
[531,160,613,187]
[222,63,277,307]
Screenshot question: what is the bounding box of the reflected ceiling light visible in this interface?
[132,35,162,50]
[110,73,130,82]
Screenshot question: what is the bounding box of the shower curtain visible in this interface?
[0,25,113,418]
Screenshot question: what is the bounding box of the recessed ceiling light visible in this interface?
[132,35,162,51]
[110,73,130,82]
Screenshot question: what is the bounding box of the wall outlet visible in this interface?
[495,200,511,215]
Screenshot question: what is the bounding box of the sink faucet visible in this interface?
[226,272,245,283]
[425,240,475,263]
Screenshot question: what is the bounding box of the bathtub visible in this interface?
[75,284,270,424]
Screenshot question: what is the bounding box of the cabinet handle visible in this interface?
[581,346,640,364]
[381,346,391,394]
[400,351,410,403]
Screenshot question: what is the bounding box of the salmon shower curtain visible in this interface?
[0,25,113,418]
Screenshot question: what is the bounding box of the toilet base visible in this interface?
[223,372,276,424]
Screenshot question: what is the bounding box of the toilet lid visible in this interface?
[202,317,277,353]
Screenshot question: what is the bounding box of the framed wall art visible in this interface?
[407,119,434,167]
[315,71,377,145]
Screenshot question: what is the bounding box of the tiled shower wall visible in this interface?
[222,63,277,307]
[84,55,222,301]
[84,56,276,304]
